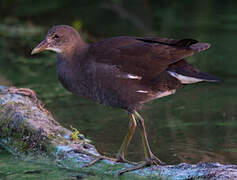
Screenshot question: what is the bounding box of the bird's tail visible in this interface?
[168,60,221,84]
[174,38,211,52]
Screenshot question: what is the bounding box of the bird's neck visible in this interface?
[60,35,89,61]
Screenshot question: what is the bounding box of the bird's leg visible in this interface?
[135,111,164,164]
[84,114,137,167]
[118,111,165,175]
[116,114,137,163]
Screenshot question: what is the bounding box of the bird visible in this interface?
[31,25,220,174]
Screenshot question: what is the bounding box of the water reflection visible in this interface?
[48,82,237,165]
[0,0,237,179]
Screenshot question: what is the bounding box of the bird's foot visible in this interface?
[83,155,136,167]
[116,154,137,164]
[83,155,117,167]
[118,153,165,175]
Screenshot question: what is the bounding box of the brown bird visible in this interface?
[31,25,220,174]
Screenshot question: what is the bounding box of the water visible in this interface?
[1,1,237,179]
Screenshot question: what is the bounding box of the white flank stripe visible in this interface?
[127,74,142,80]
[136,90,148,93]
[155,90,176,98]
[167,71,203,84]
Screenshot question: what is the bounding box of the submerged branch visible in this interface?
[0,85,237,179]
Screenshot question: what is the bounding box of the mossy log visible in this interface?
[0,86,237,179]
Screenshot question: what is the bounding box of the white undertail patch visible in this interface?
[167,71,203,84]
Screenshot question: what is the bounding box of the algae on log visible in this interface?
[0,85,237,179]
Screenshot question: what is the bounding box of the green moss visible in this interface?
[70,126,80,141]
[0,104,52,156]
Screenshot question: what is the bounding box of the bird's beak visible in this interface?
[31,40,49,55]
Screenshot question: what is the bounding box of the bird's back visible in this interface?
[58,35,219,112]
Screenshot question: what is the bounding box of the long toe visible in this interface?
[83,155,119,167]
[117,161,149,175]
[83,155,137,168]
[83,156,104,167]
[118,156,166,175]
[116,154,136,164]
[149,153,166,166]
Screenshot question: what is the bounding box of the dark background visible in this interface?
[0,0,237,179]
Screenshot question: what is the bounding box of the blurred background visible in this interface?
[0,0,237,179]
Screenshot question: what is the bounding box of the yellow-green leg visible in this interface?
[116,114,137,162]
[118,111,165,175]
[84,114,137,167]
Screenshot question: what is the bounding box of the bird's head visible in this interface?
[31,25,84,55]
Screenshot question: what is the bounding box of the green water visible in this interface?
[1,0,237,179]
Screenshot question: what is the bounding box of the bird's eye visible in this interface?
[53,34,59,39]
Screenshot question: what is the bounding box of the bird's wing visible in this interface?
[88,36,210,80]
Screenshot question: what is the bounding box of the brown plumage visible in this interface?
[32,25,220,174]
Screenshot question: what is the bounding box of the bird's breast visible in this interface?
[56,57,95,98]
